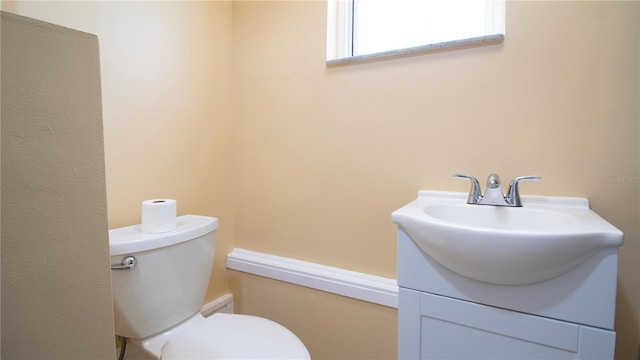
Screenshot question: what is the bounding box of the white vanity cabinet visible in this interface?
[397,229,618,359]
[399,288,615,359]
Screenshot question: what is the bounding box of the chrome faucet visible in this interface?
[453,173,541,207]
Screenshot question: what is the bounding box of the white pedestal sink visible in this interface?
[393,190,623,359]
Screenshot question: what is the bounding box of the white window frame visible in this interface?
[327,0,505,64]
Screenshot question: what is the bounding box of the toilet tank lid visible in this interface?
[109,215,218,256]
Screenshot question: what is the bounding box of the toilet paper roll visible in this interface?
[141,199,177,234]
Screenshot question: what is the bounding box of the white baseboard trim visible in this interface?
[227,248,399,308]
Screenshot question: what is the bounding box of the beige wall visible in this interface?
[229,270,398,359]
[232,1,639,359]
[2,1,638,359]
[1,11,115,358]
[0,0,236,301]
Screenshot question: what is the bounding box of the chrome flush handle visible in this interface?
[110,256,137,270]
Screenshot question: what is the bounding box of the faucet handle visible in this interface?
[506,175,541,206]
[453,174,482,204]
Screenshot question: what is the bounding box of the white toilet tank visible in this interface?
[109,215,218,339]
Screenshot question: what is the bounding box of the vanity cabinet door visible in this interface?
[398,288,615,359]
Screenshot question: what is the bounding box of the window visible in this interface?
[327,0,505,63]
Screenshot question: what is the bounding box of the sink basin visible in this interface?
[392,191,623,285]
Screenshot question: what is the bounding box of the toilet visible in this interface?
[109,215,310,359]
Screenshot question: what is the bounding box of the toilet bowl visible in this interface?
[109,215,310,359]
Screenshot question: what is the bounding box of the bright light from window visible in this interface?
[327,0,505,61]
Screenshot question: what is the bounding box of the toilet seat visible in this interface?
[161,313,310,359]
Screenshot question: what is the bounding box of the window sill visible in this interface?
[326,33,504,66]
